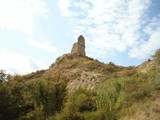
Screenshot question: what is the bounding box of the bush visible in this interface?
[0,77,67,120]
[19,103,45,120]
[95,79,126,120]
[54,88,96,120]
[153,48,160,64]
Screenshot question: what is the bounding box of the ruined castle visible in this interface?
[71,35,86,56]
[54,35,86,66]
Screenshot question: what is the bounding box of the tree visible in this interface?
[0,70,6,81]
[153,49,160,64]
[0,70,12,82]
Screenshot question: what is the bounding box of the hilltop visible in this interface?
[0,36,160,120]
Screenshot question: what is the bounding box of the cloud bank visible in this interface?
[0,0,56,73]
[0,48,47,74]
[0,0,48,36]
[26,39,57,52]
[58,0,160,59]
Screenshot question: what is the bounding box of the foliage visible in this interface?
[153,48,160,64]
[53,79,126,120]
[0,67,159,120]
[0,70,12,82]
[1,49,160,120]
[94,79,125,120]
[0,77,66,120]
[53,88,96,120]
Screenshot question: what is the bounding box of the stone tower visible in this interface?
[71,35,86,56]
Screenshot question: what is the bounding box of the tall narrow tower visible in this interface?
[71,35,86,56]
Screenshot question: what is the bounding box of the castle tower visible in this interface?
[71,35,86,56]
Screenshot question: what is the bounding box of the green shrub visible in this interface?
[54,88,97,120]
[153,48,160,64]
[19,103,45,120]
[95,79,126,120]
[0,77,67,120]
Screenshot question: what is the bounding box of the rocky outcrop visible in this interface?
[55,53,75,65]
[52,35,86,67]
[71,35,86,56]
[136,60,155,73]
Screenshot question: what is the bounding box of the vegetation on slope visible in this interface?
[0,49,160,120]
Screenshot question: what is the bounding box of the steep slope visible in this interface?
[1,52,159,120]
[1,36,159,120]
[45,54,160,120]
[136,59,155,73]
[45,53,124,91]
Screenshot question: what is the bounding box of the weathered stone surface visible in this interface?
[55,53,72,65]
[71,35,86,56]
[51,35,86,67]
[55,53,79,66]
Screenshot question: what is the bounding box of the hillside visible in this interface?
[0,36,160,120]
[46,53,126,92]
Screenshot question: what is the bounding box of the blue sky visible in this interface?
[0,0,160,74]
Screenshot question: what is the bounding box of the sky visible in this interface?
[0,0,160,74]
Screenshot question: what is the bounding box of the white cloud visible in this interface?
[26,40,57,52]
[0,0,48,36]
[129,17,160,59]
[57,0,74,17]
[0,48,47,74]
[57,0,160,60]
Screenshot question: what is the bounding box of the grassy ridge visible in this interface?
[0,49,160,120]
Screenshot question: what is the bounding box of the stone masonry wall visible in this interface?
[71,35,86,56]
